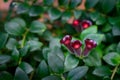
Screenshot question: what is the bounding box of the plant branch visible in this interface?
[111,65,119,80]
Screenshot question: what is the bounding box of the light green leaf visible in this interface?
[19,62,33,74]
[64,54,79,72]
[14,67,29,80]
[0,55,11,64]
[67,66,88,80]
[30,21,46,35]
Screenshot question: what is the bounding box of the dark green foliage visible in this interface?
[0,0,120,80]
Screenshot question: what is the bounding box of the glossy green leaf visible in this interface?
[26,40,43,52]
[112,26,120,36]
[102,24,112,32]
[16,3,30,14]
[0,55,11,64]
[67,66,88,80]
[35,60,49,79]
[30,20,46,35]
[14,67,29,80]
[19,62,33,74]
[12,48,19,62]
[80,25,97,40]
[29,6,44,17]
[96,15,106,25]
[42,48,50,60]
[74,10,82,19]
[5,19,26,36]
[64,54,79,72]
[93,66,111,77]
[69,0,82,9]
[103,52,120,66]
[0,32,8,49]
[43,0,54,5]
[6,38,18,50]
[11,18,26,28]
[42,75,61,80]
[83,51,102,66]
[85,0,99,9]
[84,34,104,45]
[62,11,72,22]
[58,0,69,6]
[101,0,116,13]
[48,47,64,74]
[20,45,29,57]
[48,8,62,21]
[0,71,13,80]
[49,38,61,49]
[89,11,100,21]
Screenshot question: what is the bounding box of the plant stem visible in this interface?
[19,29,29,65]
[30,71,35,80]
[111,65,119,80]
[61,74,65,80]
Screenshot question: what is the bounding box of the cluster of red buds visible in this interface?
[72,19,92,32]
[60,35,97,57]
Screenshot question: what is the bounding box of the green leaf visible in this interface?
[19,62,33,74]
[48,47,64,74]
[0,71,13,80]
[58,0,69,6]
[11,18,26,28]
[84,34,104,45]
[102,24,112,32]
[30,20,46,35]
[117,42,120,54]
[12,48,19,63]
[26,40,43,52]
[93,66,111,77]
[4,0,8,2]
[5,19,26,36]
[42,75,61,80]
[64,54,79,72]
[108,17,120,26]
[96,15,106,25]
[36,60,49,79]
[101,0,116,13]
[48,8,62,21]
[6,38,18,50]
[69,0,82,9]
[43,0,54,5]
[14,67,29,80]
[73,10,82,19]
[20,45,29,57]
[42,48,50,60]
[89,11,100,21]
[29,6,44,17]
[49,38,61,49]
[103,52,120,66]
[0,32,8,49]
[80,25,98,40]
[85,0,99,9]
[0,55,11,64]
[112,26,120,36]
[16,3,30,14]
[83,51,102,66]
[62,11,72,22]
[67,66,88,80]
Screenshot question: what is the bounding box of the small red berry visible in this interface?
[72,19,80,27]
[71,40,82,49]
[81,20,92,29]
[60,35,72,45]
[85,39,97,49]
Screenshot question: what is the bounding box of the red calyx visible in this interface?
[85,39,97,50]
[81,20,92,29]
[72,19,80,27]
[60,35,72,45]
[71,40,82,49]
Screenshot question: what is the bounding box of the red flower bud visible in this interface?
[81,20,92,29]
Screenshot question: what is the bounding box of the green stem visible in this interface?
[111,65,119,80]
[61,74,65,80]
[19,29,29,65]
[30,71,34,80]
